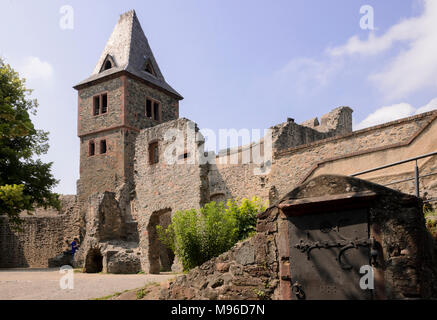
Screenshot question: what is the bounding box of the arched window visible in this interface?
[142,59,156,76]
[144,63,155,75]
[103,60,112,70]
[100,55,116,73]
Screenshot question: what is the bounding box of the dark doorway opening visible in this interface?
[147,209,175,274]
[85,248,103,273]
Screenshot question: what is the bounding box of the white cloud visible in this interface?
[355,97,437,130]
[328,0,437,100]
[415,97,437,114]
[17,56,54,82]
[355,103,415,130]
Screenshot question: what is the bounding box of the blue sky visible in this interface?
[1,0,437,195]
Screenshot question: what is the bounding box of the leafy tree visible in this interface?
[0,58,60,230]
[157,197,267,271]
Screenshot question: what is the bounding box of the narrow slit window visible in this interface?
[149,142,159,164]
[178,152,190,161]
[89,141,95,156]
[101,94,108,114]
[100,140,107,154]
[146,99,152,118]
[153,102,160,121]
[93,96,100,116]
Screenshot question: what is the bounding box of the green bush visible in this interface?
[425,210,437,237]
[157,197,267,271]
[225,197,267,240]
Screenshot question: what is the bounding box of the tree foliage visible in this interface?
[157,197,267,271]
[0,58,60,230]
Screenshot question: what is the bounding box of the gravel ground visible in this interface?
[0,268,177,300]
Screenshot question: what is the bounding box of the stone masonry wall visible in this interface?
[161,210,281,300]
[0,196,79,268]
[207,107,354,204]
[134,118,209,272]
[126,78,179,128]
[77,77,123,137]
[270,111,437,200]
[161,175,437,300]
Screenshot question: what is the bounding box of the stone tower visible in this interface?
[73,10,183,227]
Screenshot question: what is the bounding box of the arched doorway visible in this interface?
[147,209,174,274]
[84,248,103,273]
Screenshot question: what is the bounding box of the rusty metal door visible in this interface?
[289,209,372,300]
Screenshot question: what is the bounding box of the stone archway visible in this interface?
[147,209,174,274]
[84,248,103,273]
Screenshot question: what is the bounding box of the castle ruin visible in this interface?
[1,10,437,277]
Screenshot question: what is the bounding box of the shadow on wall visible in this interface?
[85,248,103,273]
[147,208,174,274]
[0,217,29,268]
[208,164,233,203]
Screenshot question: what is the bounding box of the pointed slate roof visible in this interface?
[74,10,182,99]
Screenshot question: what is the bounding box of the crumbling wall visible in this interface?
[208,107,354,204]
[73,192,141,274]
[134,118,209,272]
[301,106,353,135]
[160,211,281,300]
[0,196,79,268]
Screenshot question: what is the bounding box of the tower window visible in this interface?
[101,94,108,114]
[93,96,100,115]
[100,140,107,154]
[146,99,152,118]
[144,62,156,76]
[149,142,159,164]
[104,60,112,71]
[100,55,116,73]
[153,102,160,121]
[93,93,108,116]
[89,141,95,156]
[145,98,160,121]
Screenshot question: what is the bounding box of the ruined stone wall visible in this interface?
[161,212,281,300]
[134,118,209,272]
[0,196,79,268]
[207,107,354,204]
[301,106,353,135]
[72,192,141,274]
[271,111,437,200]
[209,161,270,203]
[161,175,437,300]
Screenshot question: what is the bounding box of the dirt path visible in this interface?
[0,268,177,300]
